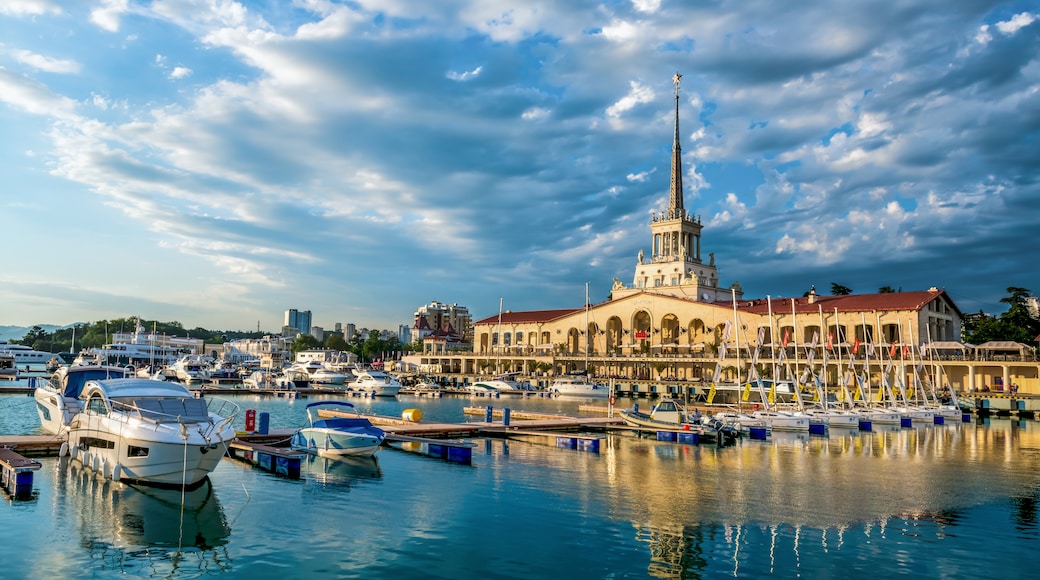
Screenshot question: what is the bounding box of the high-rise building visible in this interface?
[284,309,313,336]
[413,301,472,343]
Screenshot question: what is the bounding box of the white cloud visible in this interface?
[12,49,80,74]
[0,1,61,16]
[447,66,482,81]
[631,0,661,14]
[996,12,1036,35]
[169,66,193,80]
[606,81,655,125]
[90,0,129,32]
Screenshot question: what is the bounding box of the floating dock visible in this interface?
[0,446,43,498]
[226,440,305,479]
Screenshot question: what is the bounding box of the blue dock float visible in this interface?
[228,440,304,479]
[858,419,872,431]
[748,426,769,440]
[0,447,43,499]
[385,434,475,464]
[808,422,827,436]
[933,415,945,425]
[900,417,913,428]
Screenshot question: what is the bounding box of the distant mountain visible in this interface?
[0,324,74,342]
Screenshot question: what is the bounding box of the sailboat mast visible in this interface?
[731,288,740,384]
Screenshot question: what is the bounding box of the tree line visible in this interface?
[12,316,417,363]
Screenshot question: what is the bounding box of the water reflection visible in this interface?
[299,454,382,490]
[474,419,1040,578]
[54,457,232,574]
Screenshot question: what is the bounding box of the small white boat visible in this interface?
[64,378,239,488]
[291,401,386,457]
[801,406,861,429]
[548,375,611,398]
[466,381,502,395]
[348,369,402,397]
[33,364,134,435]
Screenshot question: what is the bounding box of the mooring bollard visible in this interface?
[503,408,511,426]
[485,405,493,423]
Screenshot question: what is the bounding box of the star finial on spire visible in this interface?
[673,72,682,95]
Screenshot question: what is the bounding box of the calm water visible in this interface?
[2,390,1039,579]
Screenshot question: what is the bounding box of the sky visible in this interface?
[1,1,1038,334]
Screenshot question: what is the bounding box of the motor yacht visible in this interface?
[63,378,239,488]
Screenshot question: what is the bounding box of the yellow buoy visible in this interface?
[401,408,423,423]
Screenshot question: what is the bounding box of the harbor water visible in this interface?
[2,391,1039,578]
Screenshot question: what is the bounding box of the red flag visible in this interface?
[782,329,791,348]
[826,333,834,350]
[903,344,911,358]
[852,338,861,355]
[889,344,897,358]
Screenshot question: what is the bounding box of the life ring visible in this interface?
[608,395,617,405]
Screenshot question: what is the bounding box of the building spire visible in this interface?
[669,72,684,218]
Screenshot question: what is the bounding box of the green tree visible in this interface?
[325,334,348,351]
[830,283,852,295]
[878,285,896,293]
[291,334,322,354]
[962,287,1040,345]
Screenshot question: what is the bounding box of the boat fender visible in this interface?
[59,442,69,458]
[101,459,110,479]
[112,463,122,482]
[70,444,79,460]
[92,454,101,472]
[82,452,91,470]
[401,408,423,423]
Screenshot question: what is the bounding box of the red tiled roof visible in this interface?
[732,289,958,316]
[473,308,583,325]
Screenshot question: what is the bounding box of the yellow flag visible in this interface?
[742,381,752,402]
[707,383,717,404]
[768,383,776,404]
[876,387,885,402]
[854,386,862,401]
[907,386,915,401]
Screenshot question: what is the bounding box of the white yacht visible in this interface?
[548,375,612,398]
[290,360,348,386]
[0,342,59,367]
[33,364,134,435]
[348,369,402,397]
[0,354,17,379]
[64,378,239,488]
[169,356,211,384]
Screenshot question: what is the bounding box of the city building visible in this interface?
[284,309,312,336]
[413,301,473,343]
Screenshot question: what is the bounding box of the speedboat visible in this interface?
[348,369,402,397]
[33,363,134,434]
[548,375,611,398]
[290,401,386,457]
[619,399,739,444]
[466,381,502,395]
[63,378,239,488]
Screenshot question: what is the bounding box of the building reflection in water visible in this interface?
[475,417,1040,578]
